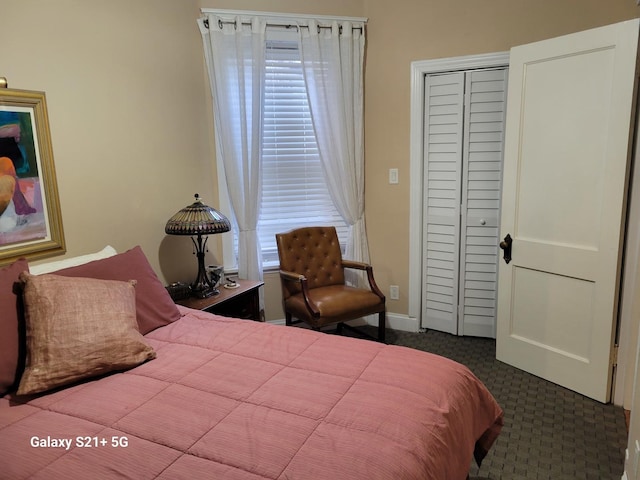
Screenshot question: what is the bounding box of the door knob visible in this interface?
[499,234,512,264]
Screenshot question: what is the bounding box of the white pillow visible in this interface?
[29,245,118,275]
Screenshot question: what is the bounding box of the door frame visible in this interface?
[408,51,509,330]
[615,109,640,407]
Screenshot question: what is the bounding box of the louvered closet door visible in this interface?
[422,68,507,337]
[422,72,465,335]
[459,69,507,337]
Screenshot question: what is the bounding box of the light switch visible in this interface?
[389,168,399,184]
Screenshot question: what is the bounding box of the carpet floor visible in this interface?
[354,327,628,480]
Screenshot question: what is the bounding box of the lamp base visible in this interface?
[189,234,221,299]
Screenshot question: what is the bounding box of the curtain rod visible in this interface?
[200,8,367,25]
[202,17,363,33]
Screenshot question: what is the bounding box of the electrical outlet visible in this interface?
[389,285,400,300]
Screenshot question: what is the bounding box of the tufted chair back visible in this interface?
[276,226,345,298]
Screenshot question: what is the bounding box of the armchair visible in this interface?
[275,226,386,342]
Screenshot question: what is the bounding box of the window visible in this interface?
[259,38,348,267]
[219,33,349,270]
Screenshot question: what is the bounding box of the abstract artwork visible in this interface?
[0,89,64,265]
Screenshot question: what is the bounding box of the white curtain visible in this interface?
[298,21,369,283]
[199,15,265,281]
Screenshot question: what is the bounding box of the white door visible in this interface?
[422,69,507,337]
[496,19,639,402]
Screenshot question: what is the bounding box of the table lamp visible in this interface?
[165,194,231,298]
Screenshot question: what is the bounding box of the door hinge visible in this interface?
[611,344,619,367]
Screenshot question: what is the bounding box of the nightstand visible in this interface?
[175,279,264,321]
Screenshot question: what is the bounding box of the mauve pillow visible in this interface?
[0,258,28,395]
[17,273,156,396]
[54,246,181,334]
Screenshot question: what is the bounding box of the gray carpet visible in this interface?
[352,327,628,479]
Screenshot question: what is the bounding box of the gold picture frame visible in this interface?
[0,88,65,266]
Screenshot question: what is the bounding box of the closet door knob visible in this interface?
[480,219,486,225]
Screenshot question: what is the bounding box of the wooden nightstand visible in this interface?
[175,280,264,321]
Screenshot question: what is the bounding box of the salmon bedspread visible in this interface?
[0,307,503,479]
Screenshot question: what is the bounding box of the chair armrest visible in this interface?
[342,261,385,301]
[342,260,369,270]
[279,270,320,316]
[279,269,306,283]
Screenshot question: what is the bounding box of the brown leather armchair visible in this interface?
[275,226,386,342]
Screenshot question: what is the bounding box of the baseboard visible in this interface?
[362,312,420,332]
[268,312,420,333]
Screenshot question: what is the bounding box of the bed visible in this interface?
[0,246,503,480]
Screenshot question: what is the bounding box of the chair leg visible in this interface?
[378,311,386,343]
[285,312,293,326]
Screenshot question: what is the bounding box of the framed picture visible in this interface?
[0,88,65,266]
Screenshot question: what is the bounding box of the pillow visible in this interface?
[17,273,156,396]
[0,258,28,396]
[53,246,181,334]
[29,245,117,275]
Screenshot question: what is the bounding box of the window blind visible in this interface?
[258,40,348,266]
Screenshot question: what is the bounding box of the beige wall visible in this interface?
[2,1,638,323]
[362,0,639,317]
[199,0,640,321]
[0,0,211,284]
